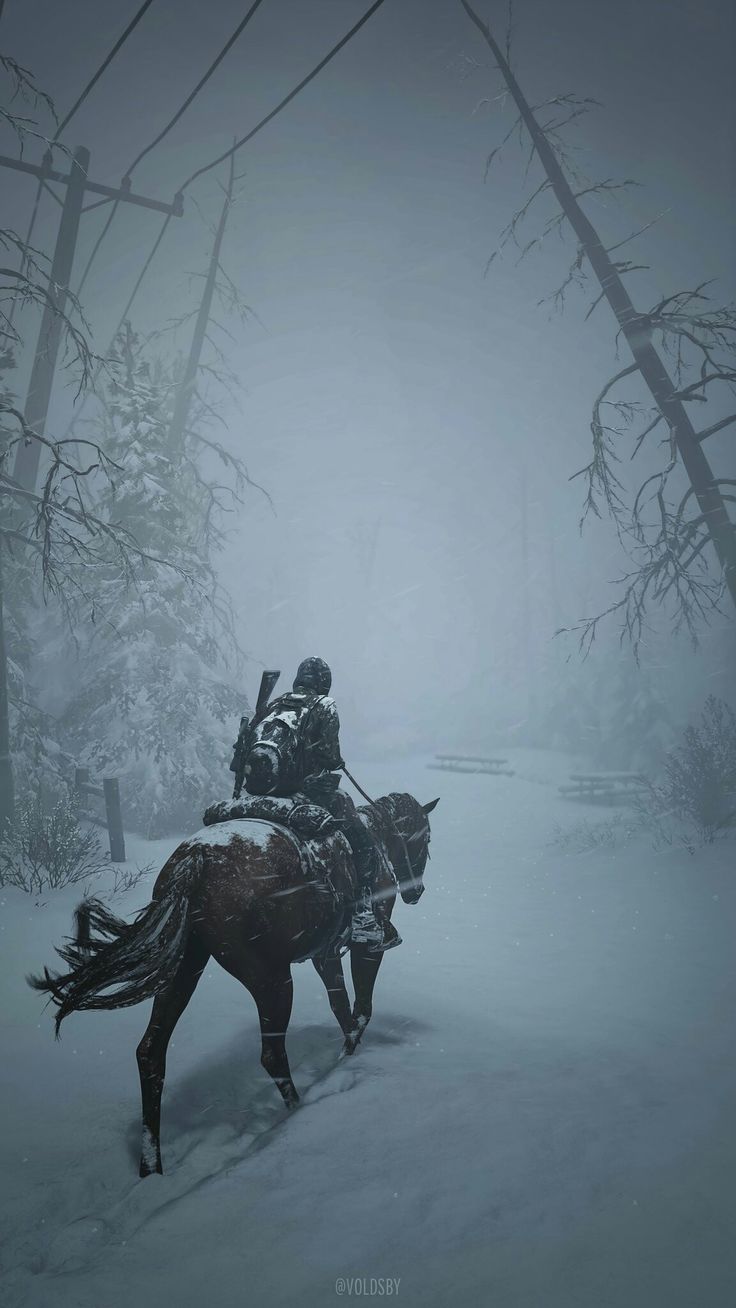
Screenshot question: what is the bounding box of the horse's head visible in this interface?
[374,792,439,905]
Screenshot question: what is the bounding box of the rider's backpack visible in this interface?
[241,691,323,796]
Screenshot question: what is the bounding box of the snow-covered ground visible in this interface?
[2,750,735,1308]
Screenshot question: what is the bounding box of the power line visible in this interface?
[54,0,157,142]
[2,145,183,488]
[21,0,389,457]
[9,0,157,323]
[75,196,121,297]
[71,0,386,300]
[74,0,388,416]
[60,210,174,440]
[74,0,266,297]
[126,0,266,176]
[106,211,174,340]
[179,0,387,193]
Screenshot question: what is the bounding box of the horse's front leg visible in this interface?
[136,935,209,1177]
[344,943,384,1055]
[312,953,353,1038]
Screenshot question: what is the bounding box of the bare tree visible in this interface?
[460,1,736,653]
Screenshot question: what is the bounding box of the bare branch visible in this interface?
[695,413,736,443]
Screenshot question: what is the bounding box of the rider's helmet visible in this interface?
[293,657,332,695]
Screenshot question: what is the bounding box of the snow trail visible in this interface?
[2,750,735,1307]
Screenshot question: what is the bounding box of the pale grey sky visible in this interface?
[3,0,734,748]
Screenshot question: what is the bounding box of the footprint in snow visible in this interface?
[302,1065,359,1103]
[42,1215,111,1273]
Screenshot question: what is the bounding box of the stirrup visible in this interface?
[376,922,402,951]
[350,905,383,946]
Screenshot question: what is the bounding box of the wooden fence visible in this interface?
[558,772,647,805]
[429,755,515,776]
[74,767,126,863]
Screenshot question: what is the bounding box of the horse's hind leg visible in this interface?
[136,934,209,1177]
[312,953,353,1038]
[216,952,299,1110]
[344,944,384,1055]
[250,968,299,1109]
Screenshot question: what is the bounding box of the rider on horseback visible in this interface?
[241,657,401,952]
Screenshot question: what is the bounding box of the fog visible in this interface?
[4,8,736,1305]
[3,0,735,752]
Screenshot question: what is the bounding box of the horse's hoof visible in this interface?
[345,1014,369,1053]
[278,1079,300,1110]
[342,1024,365,1056]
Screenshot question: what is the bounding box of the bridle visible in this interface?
[341,766,426,899]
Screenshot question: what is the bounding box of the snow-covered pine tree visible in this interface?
[537,635,673,772]
[537,650,603,759]
[595,653,672,774]
[61,325,246,837]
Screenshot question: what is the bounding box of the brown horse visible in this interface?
[30,791,438,1176]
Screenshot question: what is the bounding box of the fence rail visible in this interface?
[558,772,647,805]
[73,767,126,862]
[429,755,515,776]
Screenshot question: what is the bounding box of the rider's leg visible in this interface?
[306,785,401,950]
[337,800,401,951]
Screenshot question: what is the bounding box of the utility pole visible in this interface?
[520,464,533,729]
[0,551,13,832]
[168,155,235,448]
[13,148,88,491]
[1,147,183,492]
[547,515,560,634]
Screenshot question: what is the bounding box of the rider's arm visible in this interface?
[311,698,343,773]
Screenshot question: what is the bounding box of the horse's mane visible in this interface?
[361,791,422,834]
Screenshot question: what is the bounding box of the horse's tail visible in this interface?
[27,845,204,1036]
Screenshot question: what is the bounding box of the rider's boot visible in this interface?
[371,891,402,951]
[361,843,402,951]
[348,831,402,951]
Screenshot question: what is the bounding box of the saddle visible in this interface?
[202,794,379,955]
[203,793,340,843]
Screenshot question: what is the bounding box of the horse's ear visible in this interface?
[422,798,440,814]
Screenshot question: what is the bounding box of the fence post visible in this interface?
[103,777,126,863]
[74,766,89,803]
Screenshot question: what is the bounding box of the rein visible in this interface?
[341,765,421,894]
[340,764,378,808]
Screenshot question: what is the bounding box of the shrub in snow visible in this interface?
[0,794,107,894]
[643,696,736,843]
[595,657,671,773]
[550,812,639,855]
[112,862,154,897]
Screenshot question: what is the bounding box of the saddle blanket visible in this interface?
[202,795,383,949]
[204,794,337,841]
